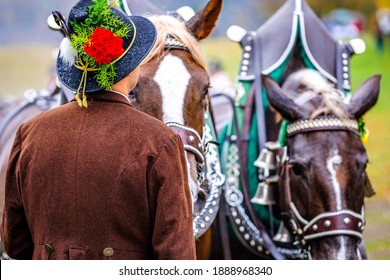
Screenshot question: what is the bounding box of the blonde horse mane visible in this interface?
[309,85,348,119]
[142,15,207,71]
[286,69,348,120]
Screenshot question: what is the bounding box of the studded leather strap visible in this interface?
[304,210,364,241]
[287,117,359,137]
[166,122,204,163]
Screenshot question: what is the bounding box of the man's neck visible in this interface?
[111,84,129,96]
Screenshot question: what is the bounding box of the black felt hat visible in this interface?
[56,0,156,93]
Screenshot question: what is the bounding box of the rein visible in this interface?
[279,116,365,247]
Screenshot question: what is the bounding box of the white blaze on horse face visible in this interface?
[336,237,347,260]
[153,54,191,124]
[326,150,352,259]
[326,149,343,211]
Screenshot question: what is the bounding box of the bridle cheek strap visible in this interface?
[165,122,204,164]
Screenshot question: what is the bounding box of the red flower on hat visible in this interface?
[84,27,124,65]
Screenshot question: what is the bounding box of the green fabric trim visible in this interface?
[279,120,289,147]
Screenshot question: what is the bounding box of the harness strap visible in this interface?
[279,163,305,243]
[166,122,204,163]
[287,117,359,137]
[217,194,232,259]
[303,210,364,241]
[239,85,260,225]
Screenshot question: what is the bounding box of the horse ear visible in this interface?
[347,75,381,119]
[186,0,222,40]
[262,75,307,121]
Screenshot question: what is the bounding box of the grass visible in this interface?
[0,34,389,259]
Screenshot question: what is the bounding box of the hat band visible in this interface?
[74,19,137,108]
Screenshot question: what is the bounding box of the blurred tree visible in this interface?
[256,0,377,21]
[306,0,376,17]
[377,0,390,8]
[255,0,284,16]
[256,0,378,30]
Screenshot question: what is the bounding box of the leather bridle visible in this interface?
[279,116,365,247]
[165,122,204,164]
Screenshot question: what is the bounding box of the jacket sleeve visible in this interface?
[149,134,196,260]
[1,126,34,259]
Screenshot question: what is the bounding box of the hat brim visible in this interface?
[57,14,156,93]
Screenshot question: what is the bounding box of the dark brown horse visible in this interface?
[263,69,380,259]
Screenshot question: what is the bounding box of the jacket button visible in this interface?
[44,244,54,254]
[103,247,114,257]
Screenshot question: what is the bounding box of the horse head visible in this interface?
[129,0,223,219]
[264,69,381,259]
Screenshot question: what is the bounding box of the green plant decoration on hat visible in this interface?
[69,0,132,107]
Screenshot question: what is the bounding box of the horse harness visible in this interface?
[165,122,204,163]
[279,116,366,248]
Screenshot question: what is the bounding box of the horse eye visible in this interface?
[356,158,368,174]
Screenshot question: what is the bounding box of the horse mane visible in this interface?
[308,86,348,120]
[142,15,207,71]
[283,69,348,120]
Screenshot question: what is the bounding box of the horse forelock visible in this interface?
[285,69,348,120]
[142,15,207,70]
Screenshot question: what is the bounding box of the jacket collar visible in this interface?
[70,90,132,106]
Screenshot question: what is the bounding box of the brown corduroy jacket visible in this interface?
[1,91,196,260]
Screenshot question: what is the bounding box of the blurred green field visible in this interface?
[0,33,389,259]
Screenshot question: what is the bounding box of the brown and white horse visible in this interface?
[264,69,380,259]
[128,0,224,259]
